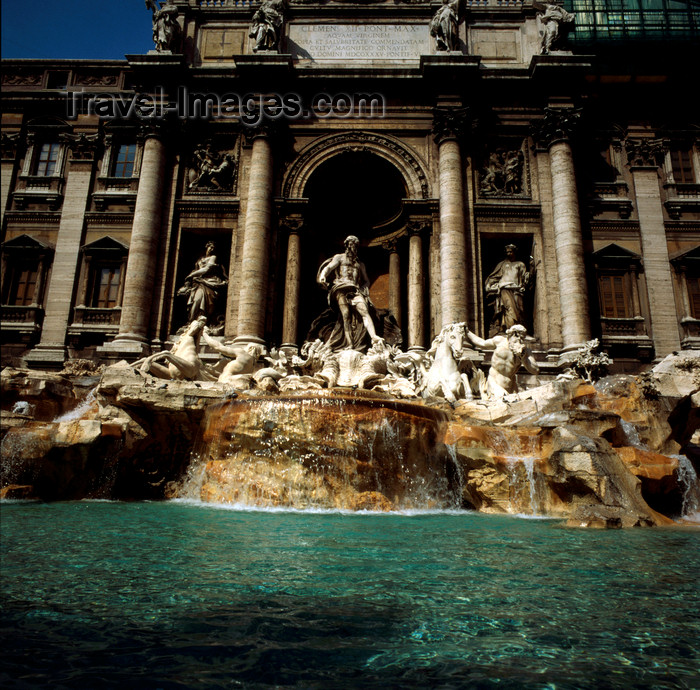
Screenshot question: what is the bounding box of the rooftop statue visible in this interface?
[466,324,539,399]
[177,241,228,329]
[535,1,575,55]
[145,0,181,53]
[485,244,534,337]
[249,0,287,53]
[429,0,466,53]
[310,235,401,353]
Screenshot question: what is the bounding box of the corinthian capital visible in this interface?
[432,106,476,145]
[533,107,582,149]
[624,137,665,168]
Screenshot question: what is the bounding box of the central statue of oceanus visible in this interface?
[307,235,401,353]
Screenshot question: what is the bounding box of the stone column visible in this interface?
[107,129,167,354]
[536,107,591,352]
[626,137,681,358]
[95,127,167,360]
[25,133,100,367]
[384,239,402,329]
[407,222,426,350]
[236,129,274,345]
[433,107,471,328]
[281,219,302,349]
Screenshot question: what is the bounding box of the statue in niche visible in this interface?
[177,241,228,328]
[485,244,534,337]
[479,149,524,196]
[308,235,401,353]
[465,325,540,399]
[145,0,181,53]
[429,0,465,52]
[535,1,575,55]
[249,0,287,53]
[188,144,237,191]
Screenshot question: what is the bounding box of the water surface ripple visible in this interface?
[1,501,699,689]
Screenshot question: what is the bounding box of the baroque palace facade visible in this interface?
[1,0,699,371]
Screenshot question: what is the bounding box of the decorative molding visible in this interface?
[473,202,541,222]
[60,132,101,160]
[3,211,62,224]
[283,131,430,200]
[84,212,136,225]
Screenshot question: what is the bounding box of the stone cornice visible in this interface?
[3,211,62,224]
[175,199,240,215]
[84,212,136,225]
[473,201,540,222]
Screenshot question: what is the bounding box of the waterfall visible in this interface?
[674,455,700,518]
[620,419,644,448]
[175,391,459,511]
[53,388,97,423]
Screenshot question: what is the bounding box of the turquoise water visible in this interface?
[1,502,699,689]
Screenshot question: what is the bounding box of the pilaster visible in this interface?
[626,136,682,358]
[25,133,100,368]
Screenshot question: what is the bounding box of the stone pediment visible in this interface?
[1,233,53,251]
[81,235,130,252]
[592,243,642,263]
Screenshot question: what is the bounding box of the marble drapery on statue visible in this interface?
[308,235,401,353]
[485,244,534,337]
[429,0,465,52]
[249,0,287,52]
[177,241,228,328]
[534,1,575,54]
[146,0,181,53]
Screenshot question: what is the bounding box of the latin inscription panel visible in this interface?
[289,24,431,61]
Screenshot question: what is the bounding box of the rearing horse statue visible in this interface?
[419,322,473,405]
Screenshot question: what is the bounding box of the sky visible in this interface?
[1,1,152,60]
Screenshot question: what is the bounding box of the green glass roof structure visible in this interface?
[564,0,700,41]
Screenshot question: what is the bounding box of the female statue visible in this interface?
[177,241,228,326]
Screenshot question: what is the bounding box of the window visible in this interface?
[598,273,631,318]
[77,236,129,313]
[34,143,61,176]
[670,148,695,184]
[688,275,700,319]
[112,144,136,178]
[88,264,122,308]
[3,262,39,306]
[0,234,52,312]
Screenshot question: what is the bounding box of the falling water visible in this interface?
[486,428,543,515]
[53,388,97,423]
[674,454,700,518]
[620,419,644,448]
[176,391,460,511]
